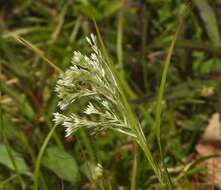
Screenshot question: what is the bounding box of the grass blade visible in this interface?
[154,4,190,189]
[155,14,183,156]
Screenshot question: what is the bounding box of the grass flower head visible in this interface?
[53,34,137,138]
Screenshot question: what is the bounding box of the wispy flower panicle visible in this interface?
[53,34,137,138]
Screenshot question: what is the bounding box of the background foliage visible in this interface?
[1,0,221,189]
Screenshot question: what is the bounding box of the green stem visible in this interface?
[33,125,56,190]
[130,145,137,190]
[117,7,124,75]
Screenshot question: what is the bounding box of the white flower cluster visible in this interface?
[53,34,136,138]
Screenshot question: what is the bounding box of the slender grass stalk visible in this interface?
[117,7,124,75]
[33,125,56,190]
[11,34,62,73]
[46,121,63,150]
[130,145,137,190]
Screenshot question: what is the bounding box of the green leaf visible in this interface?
[0,144,29,175]
[194,0,221,47]
[42,146,79,183]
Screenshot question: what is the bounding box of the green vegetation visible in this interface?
[1,0,221,189]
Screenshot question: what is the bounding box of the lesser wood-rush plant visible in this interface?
[53,34,169,188]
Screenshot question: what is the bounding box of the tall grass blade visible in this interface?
[154,4,189,189]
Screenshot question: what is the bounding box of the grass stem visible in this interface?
[33,125,56,190]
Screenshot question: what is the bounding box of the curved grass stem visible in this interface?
[33,125,56,190]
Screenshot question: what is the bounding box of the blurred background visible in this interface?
[1,0,221,189]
